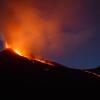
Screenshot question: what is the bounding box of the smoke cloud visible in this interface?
[0,0,94,60]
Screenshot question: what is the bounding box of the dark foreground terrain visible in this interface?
[0,49,100,88]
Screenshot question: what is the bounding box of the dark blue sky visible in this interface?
[0,0,99,69]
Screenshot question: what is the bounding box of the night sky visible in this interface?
[0,0,99,69]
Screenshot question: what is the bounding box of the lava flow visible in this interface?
[5,42,26,57]
[4,42,55,66]
[30,55,55,66]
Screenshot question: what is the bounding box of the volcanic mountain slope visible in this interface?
[0,49,100,88]
[86,66,100,74]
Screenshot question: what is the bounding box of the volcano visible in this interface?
[0,49,100,88]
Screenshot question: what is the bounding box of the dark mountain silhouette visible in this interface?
[0,49,100,88]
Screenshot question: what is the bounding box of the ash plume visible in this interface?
[0,0,94,59]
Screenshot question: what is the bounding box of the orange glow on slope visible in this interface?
[14,49,23,56]
[30,55,55,66]
[34,58,55,66]
[5,42,29,57]
[12,48,30,58]
[4,42,55,66]
[13,49,55,66]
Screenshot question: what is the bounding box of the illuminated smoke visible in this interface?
[0,0,93,60]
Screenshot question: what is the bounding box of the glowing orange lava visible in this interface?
[5,42,28,57]
[14,49,23,56]
[4,42,55,66]
[30,55,55,66]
